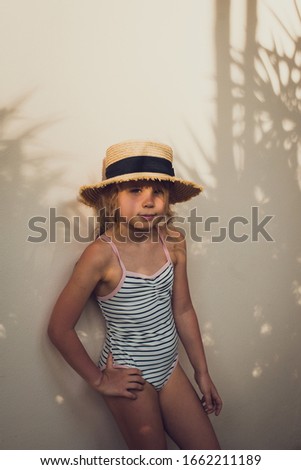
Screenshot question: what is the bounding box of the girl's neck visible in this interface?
[112,222,159,244]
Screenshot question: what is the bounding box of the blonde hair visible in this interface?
[94,180,175,237]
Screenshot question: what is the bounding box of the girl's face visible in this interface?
[116,181,168,231]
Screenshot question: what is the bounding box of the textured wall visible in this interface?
[0,0,300,450]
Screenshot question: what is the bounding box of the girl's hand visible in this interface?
[94,354,145,400]
[195,371,223,416]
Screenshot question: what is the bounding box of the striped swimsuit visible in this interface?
[96,233,179,391]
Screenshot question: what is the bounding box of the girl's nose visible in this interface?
[142,189,155,207]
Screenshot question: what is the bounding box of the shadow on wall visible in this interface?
[0,92,94,275]
[0,94,63,326]
[181,0,301,450]
[0,95,71,448]
[0,95,112,450]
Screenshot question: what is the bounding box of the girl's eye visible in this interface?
[129,188,141,193]
[128,187,164,195]
[154,188,164,196]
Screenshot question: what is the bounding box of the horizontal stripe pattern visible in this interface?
[97,262,179,390]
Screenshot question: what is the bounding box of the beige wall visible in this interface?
[0,0,300,450]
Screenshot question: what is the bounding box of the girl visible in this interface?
[48,140,222,450]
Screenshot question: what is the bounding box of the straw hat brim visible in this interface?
[79,172,203,207]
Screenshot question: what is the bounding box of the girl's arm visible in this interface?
[171,236,223,416]
[48,241,144,399]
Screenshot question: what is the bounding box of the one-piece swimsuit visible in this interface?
[96,232,179,391]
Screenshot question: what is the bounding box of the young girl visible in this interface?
[48,140,222,450]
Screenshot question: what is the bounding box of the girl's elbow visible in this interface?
[47,317,75,348]
[47,321,63,346]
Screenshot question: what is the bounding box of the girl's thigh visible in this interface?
[159,363,220,450]
[103,381,167,450]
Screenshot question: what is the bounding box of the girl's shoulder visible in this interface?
[162,224,187,264]
[75,235,115,273]
[164,223,186,245]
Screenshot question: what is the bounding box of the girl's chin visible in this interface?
[139,216,156,223]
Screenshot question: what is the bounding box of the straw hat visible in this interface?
[79,140,203,206]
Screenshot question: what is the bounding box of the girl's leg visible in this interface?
[103,380,167,450]
[159,363,220,450]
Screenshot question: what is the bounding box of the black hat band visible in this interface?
[105,156,175,179]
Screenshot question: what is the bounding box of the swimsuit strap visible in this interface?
[158,227,172,264]
[99,234,126,271]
